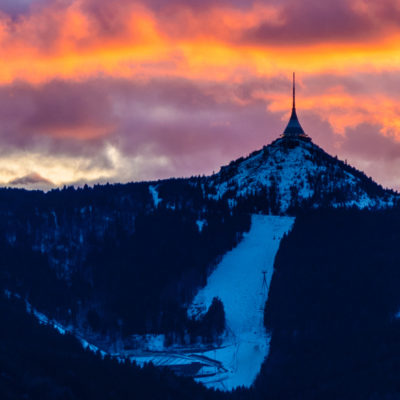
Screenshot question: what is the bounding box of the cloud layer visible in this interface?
[1,0,400,189]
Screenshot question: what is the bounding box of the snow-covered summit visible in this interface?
[206,136,397,213]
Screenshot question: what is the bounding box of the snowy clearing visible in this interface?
[188,214,295,390]
[196,219,207,232]
[23,298,108,358]
[149,185,162,208]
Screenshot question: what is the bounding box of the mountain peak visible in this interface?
[206,132,396,214]
[203,76,398,213]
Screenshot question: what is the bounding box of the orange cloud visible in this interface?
[1,0,400,85]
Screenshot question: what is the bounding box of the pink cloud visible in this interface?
[241,0,400,45]
[0,74,398,189]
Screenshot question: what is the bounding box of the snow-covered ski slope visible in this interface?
[189,214,295,390]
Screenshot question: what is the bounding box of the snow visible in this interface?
[149,185,162,208]
[4,290,110,360]
[189,214,295,390]
[208,138,395,212]
[129,334,166,351]
[196,219,206,233]
[210,141,318,209]
[146,334,165,351]
[131,353,199,367]
[24,298,107,358]
[26,301,68,336]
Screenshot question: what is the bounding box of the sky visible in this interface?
[2,0,400,189]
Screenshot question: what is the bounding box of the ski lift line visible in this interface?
[261,270,269,291]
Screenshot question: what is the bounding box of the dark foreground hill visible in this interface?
[0,293,226,400]
[4,209,400,400]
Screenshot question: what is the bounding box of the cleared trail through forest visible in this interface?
[189,214,295,390]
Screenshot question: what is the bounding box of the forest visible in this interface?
[0,293,228,400]
[3,182,400,399]
[254,208,400,400]
[0,181,250,343]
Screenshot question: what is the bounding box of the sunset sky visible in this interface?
[2,0,400,189]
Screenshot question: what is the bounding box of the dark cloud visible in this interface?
[9,171,53,186]
[338,123,400,189]
[241,0,400,45]
[0,80,114,158]
[24,80,115,136]
[342,123,400,163]
[0,0,34,16]
[0,77,287,179]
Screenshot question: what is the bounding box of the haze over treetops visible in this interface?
[1,0,400,189]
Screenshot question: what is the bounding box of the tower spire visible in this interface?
[282,72,307,138]
[293,72,295,110]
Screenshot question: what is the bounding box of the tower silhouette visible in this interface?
[282,72,309,140]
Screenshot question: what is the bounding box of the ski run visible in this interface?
[188,214,295,390]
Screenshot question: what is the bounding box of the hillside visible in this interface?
[0,293,222,400]
[206,136,398,213]
[255,209,400,400]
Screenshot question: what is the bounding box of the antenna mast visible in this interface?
[293,72,296,110]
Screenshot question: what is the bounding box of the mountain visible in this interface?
[0,79,398,343]
[2,76,400,398]
[206,135,397,213]
[205,75,397,213]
